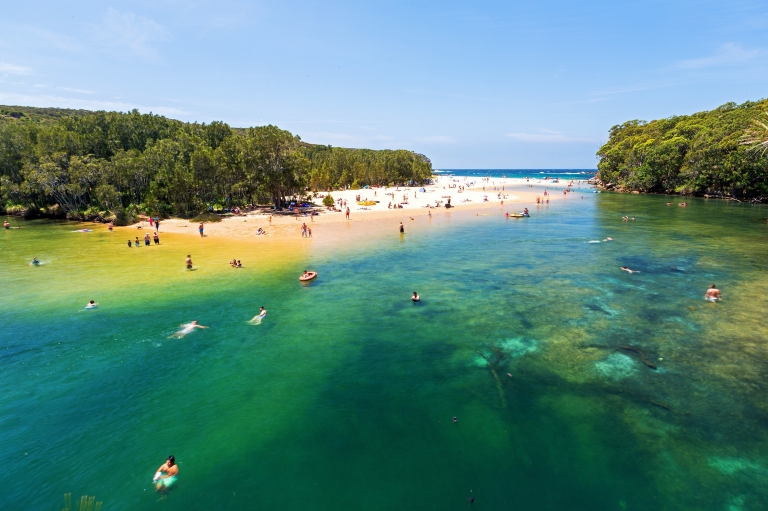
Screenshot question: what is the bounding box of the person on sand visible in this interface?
[399,222,404,233]
[411,292,420,302]
[620,266,639,274]
[154,455,179,491]
[199,222,204,237]
[172,321,208,338]
[705,284,722,301]
[256,227,266,235]
[186,255,193,270]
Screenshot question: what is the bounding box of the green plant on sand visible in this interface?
[322,194,335,207]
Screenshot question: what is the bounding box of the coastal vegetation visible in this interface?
[596,99,768,199]
[0,106,432,222]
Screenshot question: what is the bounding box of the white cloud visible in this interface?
[505,132,596,143]
[92,9,169,59]
[0,62,32,75]
[58,86,95,95]
[0,92,190,117]
[677,43,760,69]
[416,135,456,144]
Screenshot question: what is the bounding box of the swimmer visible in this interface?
[171,320,208,338]
[704,284,722,301]
[236,260,242,267]
[85,300,98,309]
[3,220,9,229]
[31,257,40,265]
[620,266,639,274]
[250,306,267,323]
[185,255,193,270]
[603,237,613,241]
[411,292,420,302]
[154,455,179,491]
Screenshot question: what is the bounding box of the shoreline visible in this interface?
[122,176,596,240]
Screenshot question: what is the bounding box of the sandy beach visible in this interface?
[129,175,597,239]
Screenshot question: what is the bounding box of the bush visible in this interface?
[113,206,138,226]
[323,194,335,207]
[191,212,223,223]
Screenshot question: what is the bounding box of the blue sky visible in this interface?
[1,1,767,168]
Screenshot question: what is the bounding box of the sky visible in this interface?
[1,1,767,168]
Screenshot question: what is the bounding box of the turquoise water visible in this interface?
[2,192,768,510]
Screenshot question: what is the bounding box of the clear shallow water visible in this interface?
[2,192,768,511]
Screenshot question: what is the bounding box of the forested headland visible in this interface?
[0,106,433,223]
[596,99,768,200]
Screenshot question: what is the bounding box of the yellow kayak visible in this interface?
[357,201,376,206]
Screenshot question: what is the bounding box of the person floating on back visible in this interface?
[153,455,179,491]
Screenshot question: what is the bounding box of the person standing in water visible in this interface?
[85,300,98,309]
[108,221,113,231]
[705,284,722,301]
[411,292,420,302]
[154,455,179,491]
[153,232,159,244]
[186,255,193,270]
[399,222,404,233]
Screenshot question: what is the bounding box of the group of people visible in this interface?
[230,259,243,267]
[128,232,160,247]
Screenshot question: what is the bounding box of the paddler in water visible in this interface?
[704,284,722,301]
[172,321,208,338]
[154,455,179,491]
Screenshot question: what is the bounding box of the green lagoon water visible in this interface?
[2,191,768,510]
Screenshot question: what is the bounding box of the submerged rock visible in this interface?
[595,353,638,380]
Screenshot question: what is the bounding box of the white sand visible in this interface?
[127,175,597,239]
